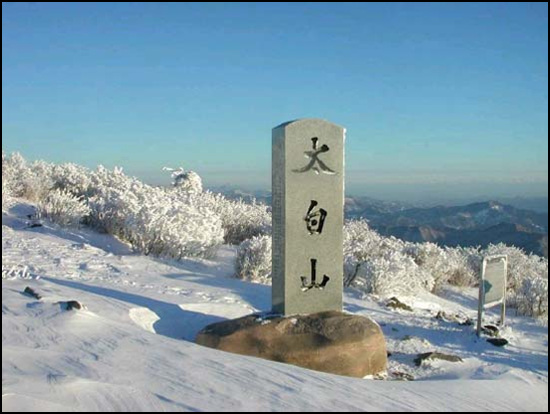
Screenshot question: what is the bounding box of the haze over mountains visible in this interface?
[346,199,548,258]
[214,187,548,257]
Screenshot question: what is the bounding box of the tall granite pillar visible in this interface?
[272,119,345,316]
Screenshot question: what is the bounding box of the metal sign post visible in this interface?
[477,255,508,337]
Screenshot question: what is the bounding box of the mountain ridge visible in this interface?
[211,187,548,257]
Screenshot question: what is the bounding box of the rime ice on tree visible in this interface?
[272,119,345,316]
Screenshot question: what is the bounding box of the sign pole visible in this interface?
[477,260,486,337]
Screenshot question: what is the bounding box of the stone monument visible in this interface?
[196,119,387,378]
[272,119,345,315]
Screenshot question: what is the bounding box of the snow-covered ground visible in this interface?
[2,204,548,412]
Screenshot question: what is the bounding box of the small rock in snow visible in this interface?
[387,297,413,312]
[482,325,500,338]
[414,352,464,367]
[23,287,42,300]
[487,338,509,347]
[59,301,84,311]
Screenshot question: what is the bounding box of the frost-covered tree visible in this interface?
[344,219,383,287]
[2,152,13,211]
[198,192,272,245]
[444,246,481,288]
[1,184,11,212]
[84,166,224,259]
[515,275,548,322]
[1,153,53,202]
[51,163,93,197]
[403,242,452,292]
[36,189,91,228]
[343,220,482,296]
[2,152,25,199]
[164,167,203,194]
[235,235,272,284]
[352,249,435,297]
[343,219,415,292]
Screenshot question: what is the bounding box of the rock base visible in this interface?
[196,311,387,378]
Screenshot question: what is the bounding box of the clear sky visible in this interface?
[2,2,548,202]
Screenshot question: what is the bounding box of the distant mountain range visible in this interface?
[211,186,548,257]
[357,201,547,232]
[348,199,548,257]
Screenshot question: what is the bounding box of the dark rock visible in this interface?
[481,325,500,338]
[391,371,415,381]
[196,311,388,378]
[387,297,413,312]
[414,352,464,367]
[436,311,474,326]
[61,301,83,311]
[487,338,509,347]
[460,318,474,327]
[23,287,42,300]
[435,311,462,323]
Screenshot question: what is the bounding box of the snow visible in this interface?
[2,204,548,412]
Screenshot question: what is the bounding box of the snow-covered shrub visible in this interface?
[29,159,55,196]
[36,189,91,228]
[344,219,408,288]
[199,192,272,245]
[2,186,12,212]
[445,246,481,288]
[86,166,224,259]
[164,167,203,194]
[129,191,224,259]
[1,153,53,202]
[2,152,24,199]
[2,164,13,212]
[515,275,548,322]
[85,166,145,235]
[343,220,434,295]
[344,219,384,261]
[403,242,453,292]
[235,235,272,284]
[402,243,482,292]
[50,163,93,197]
[344,219,384,286]
[162,168,271,245]
[352,249,435,297]
[2,152,13,211]
[2,184,12,212]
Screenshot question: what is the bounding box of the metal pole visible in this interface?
[477,259,486,337]
[500,257,508,327]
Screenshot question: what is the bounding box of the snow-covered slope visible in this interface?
[2,206,548,412]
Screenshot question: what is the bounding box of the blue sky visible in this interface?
[2,2,548,202]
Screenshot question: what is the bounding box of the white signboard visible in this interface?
[482,256,508,307]
[477,255,508,336]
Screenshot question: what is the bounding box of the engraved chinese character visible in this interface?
[305,200,327,235]
[301,259,330,292]
[293,137,336,175]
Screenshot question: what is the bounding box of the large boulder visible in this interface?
[196,311,387,378]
